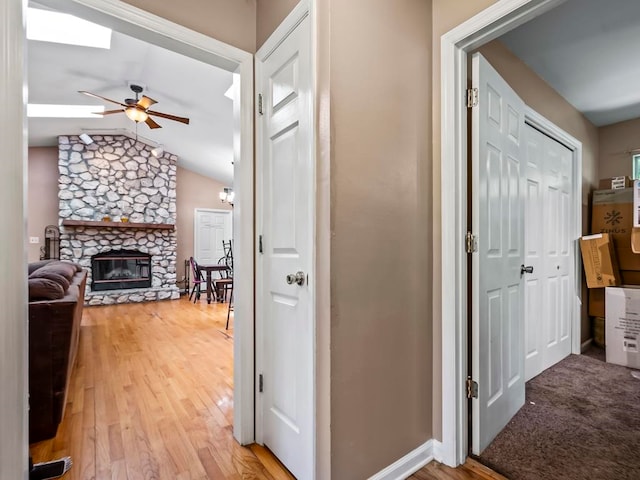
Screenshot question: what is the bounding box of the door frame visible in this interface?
[193,208,233,263]
[440,0,583,467]
[254,1,320,477]
[34,0,256,444]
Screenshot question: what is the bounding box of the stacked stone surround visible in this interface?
[58,135,180,305]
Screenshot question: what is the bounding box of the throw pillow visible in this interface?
[29,270,70,292]
[28,278,65,301]
[28,259,55,275]
[33,261,77,281]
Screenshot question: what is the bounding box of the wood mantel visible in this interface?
[61,219,175,230]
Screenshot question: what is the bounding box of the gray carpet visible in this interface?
[479,353,640,480]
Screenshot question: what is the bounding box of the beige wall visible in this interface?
[27,147,60,263]
[121,0,257,53]
[175,166,232,286]
[256,0,299,49]
[598,118,640,179]
[324,0,433,477]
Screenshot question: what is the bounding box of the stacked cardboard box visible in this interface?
[586,182,640,354]
[605,287,640,369]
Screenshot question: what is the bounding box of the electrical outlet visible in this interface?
[29,236,40,244]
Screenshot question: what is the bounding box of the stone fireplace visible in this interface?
[58,134,180,305]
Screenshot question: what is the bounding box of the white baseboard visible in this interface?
[368,439,437,480]
[581,338,593,353]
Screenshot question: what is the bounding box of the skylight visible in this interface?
[27,104,105,118]
[27,7,112,49]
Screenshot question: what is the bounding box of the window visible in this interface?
[633,154,640,180]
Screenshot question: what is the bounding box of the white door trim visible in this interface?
[255,1,323,478]
[1,0,29,477]
[440,0,579,467]
[36,0,256,445]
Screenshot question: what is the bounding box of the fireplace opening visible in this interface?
[91,250,152,291]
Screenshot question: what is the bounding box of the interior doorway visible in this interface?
[31,0,255,445]
[440,0,583,466]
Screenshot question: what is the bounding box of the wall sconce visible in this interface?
[219,187,235,206]
[151,145,164,158]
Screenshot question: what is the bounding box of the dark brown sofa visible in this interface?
[28,260,87,443]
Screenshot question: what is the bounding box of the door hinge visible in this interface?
[259,374,264,393]
[258,235,263,254]
[465,232,478,253]
[467,88,479,108]
[258,93,264,115]
[466,376,478,399]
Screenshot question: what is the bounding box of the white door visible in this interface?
[524,125,573,381]
[256,12,313,480]
[194,209,231,265]
[471,53,526,455]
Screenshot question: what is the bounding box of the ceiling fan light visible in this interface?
[125,107,148,123]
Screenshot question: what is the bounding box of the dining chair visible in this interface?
[188,256,205,303]
[213,255,233,303]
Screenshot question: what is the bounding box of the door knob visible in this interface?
[286,271,305,286]
[520,265,534,276]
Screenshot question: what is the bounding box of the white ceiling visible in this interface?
[27,6,234,184]
[500,0,640,127]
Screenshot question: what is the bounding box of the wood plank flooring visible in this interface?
[29,296,501,480]
[29,297,294,480]
[410,459,508,480]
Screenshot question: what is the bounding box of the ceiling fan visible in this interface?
[78,84,190,129]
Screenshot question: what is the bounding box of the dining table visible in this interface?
[198,263,230,304]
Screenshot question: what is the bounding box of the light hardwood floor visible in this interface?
[410,459,507,480]
[30,297,294,480]
[29,296,500,480]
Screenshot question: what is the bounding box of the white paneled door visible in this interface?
[471,53,526,455]
[256,12,313,480]
[524,125,573,382]
[194,209,232,265]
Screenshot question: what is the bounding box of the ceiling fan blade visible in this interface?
[78,90,127,107]
[137,95,157,110]
[99,109,125,115]
[147,110,190,125]
[145,116,162,129]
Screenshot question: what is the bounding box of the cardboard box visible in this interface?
[598,176,633,190]
[579,234,621,288]
[621,270,640,285]
[605,287,640,369]
[616,247,640,271]
[593,316,605,348]
[589,288,605,317]
[591,188,633,249]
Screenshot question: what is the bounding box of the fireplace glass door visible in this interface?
[91,250,152,291]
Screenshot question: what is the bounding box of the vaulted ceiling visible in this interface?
[28,3,234,184]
